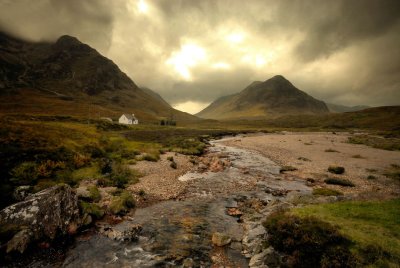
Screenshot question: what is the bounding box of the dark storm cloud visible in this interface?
[0,0,115,52]
[0,0,399,112]
[281,0,400,62]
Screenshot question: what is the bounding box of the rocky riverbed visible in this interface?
[7,132,392,267]
[58,136,312,268]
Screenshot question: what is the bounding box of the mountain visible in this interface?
[0,32,197,122]
[327,103,370,113]
[196,75,329,120]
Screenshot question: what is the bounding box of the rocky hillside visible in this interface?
[197,75,329,120]
[0,32,197,122]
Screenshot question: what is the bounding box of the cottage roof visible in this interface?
[122,114,138,120]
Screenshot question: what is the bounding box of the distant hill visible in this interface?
[327,103,370,113]
[196,75,329,120]
[0,32,197,122]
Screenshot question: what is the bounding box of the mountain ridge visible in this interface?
[197,75,329,120]
[0,32,197,122]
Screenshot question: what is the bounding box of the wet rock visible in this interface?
[230,241,242,251]
[0,184,80,254]
[98,223,142,241]
[13,186,33,201]
[227,207,243,217]
[212,232,231,247]
[249,247,281,267]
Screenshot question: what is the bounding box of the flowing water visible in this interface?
[62,137,310,267]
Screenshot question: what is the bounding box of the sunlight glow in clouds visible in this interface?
[137,0,149,14]
[212,62,231,70]
[225,32,245,44]
[173,101,209,114]
[166,43,207,80]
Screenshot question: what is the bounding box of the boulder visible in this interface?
[12,185,33,201]
[211,232,231,247]
[0,184,80,253]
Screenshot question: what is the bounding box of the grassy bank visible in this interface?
[0,115,247,209]
[290,199,400,267]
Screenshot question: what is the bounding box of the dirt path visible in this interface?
[223,132,400,198]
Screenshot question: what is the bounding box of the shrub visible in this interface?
[73,154,91,168]
[313,188,343,196]
[109,190,135,215]
[138,189,146,197]
[351,154,365,159]
[10,162,39,185]
[88,186,101,202]
[99,158,113,174]
[82,145,105,158]
[170,161,177,169]
[79,201,104,219]
[325,149,339,153]
[328,166,345,174]
[324,178,355,187]
[263,212,356,268]
[109,164,140,188]
[141,153,159,162]
[280,166,297,173]
[167,156,174,162]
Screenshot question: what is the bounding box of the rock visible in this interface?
[227,207,243,217]
[182,258,194,268]
[13,186,33,201]
[249,247,282,267]
[76,186,90,199]
[6,229,33,253]
[0,184,80,254]
[98,223,142,241]
[212,232,231,247]
[230,241,242,251]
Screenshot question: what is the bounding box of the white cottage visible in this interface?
[119,114,139,125]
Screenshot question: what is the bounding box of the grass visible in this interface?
[292,199,400,266]
[109,190,135,215]
[348,135,400,151]
[79,201,104,219]
[325,148,339,153]
[325,177,355,187]
[328,166,345,174]
[313,188,343,196]
[383,164,400,181]
[263,212,355,267]
[280,165,297,173]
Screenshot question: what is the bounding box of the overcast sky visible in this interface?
[1,0,399,113]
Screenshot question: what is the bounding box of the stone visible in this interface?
[211,232,231,247]
[13,186,33,201]
[182,258,194,268]
[229,241,242,251]
[227,208,243,217]
[6,229,33,253]
[98,223,142,242]
[76,186,90,199]
[0,184,80,254]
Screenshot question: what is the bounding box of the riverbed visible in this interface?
[62,136,311,267]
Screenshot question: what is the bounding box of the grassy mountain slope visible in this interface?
[327,103,370,113]
[0,32,197,122]
[197,75,329,120]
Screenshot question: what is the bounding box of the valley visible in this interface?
[1,24,399,268]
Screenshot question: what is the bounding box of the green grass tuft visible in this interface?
[313,188,343,196]
[324,177,355,187]
[328,166,345,174]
